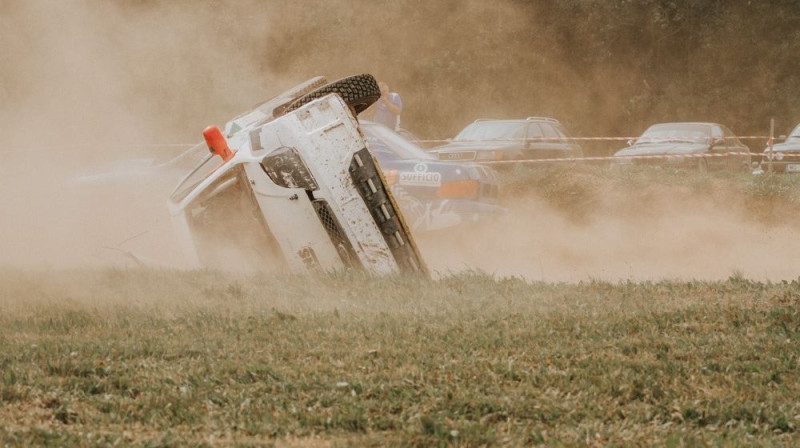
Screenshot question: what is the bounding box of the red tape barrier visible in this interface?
[412,136,774,144]
[472,152,798,165]
[477,152,760,164]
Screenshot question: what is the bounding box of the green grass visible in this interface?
[1,268,799,446]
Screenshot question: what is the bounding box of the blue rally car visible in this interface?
[360,121,506,233]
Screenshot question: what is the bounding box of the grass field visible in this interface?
[1,267,799,446]
[2,167,800,446]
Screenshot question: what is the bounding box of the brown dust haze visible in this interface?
[1,1,797,281]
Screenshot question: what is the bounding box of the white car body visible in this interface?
[168,92,426,275]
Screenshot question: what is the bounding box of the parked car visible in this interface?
[168,74,427,275]
[360,121,506,233]
[613,122,751,171]
[428,117,583,162]
[760,123,800,173]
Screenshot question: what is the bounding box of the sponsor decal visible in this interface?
[399,163,442,187]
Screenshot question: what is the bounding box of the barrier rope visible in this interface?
[474,151,789,165]
[412,136,775,144]
[0,143,197,154]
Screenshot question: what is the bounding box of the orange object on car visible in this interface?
[203,126,235,162]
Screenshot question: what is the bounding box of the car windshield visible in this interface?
[361,122,435,160]
[636,124,712,145]
[169,151,222,204]
[455,121,525,141]
[788,124,800,139]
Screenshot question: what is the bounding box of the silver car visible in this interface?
[760,123,800,173]
[614,122,751,172]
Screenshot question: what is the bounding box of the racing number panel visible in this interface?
[349,148,426,274]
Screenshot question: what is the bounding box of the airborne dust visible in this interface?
[1,1,797,281]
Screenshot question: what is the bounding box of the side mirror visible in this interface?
[627,139,634,146]
[711,138,725,148]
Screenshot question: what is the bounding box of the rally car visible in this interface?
[361,121,506,233]
[613,122,751,171]
[168,75,427,275]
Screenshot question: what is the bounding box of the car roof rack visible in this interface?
[525,116,560,123]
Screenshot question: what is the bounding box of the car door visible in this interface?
[707,125,730,171]
[721,126,750,171]
[522,123,550,159]
[541,123,579,158]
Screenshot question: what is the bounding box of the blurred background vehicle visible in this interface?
[760,123,800,173]
[613,122,751,171]
[361,121,506,233]
[428,117,583,162]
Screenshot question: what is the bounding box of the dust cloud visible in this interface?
[0,1,797,281]
[418,185,800,282]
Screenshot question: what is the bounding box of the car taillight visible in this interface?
[436,180,480,199]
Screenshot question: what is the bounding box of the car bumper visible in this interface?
[759,161,800,173]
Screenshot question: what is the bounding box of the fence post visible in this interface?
[768,118,774,173]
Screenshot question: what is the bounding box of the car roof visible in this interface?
[470,117,562,124]
[648,122,721,127]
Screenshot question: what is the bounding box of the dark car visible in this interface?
[760,123,800,173]
[613,122,751,171]
[361,121,506,233]
[428,117,583,162]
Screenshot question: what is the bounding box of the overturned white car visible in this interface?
[168,75,427,275]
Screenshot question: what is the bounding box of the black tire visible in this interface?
[284,74,381,116]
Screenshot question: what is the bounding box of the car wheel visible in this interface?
[283,74,381,116]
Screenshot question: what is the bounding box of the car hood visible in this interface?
[379,157,496,182]
[770,140,800,152]
[430,140,518,153]
[614,143,708,157]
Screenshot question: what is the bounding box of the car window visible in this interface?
[539,123,562,141]
[455,121,526,141]
[711,126,723,139]
[789,124,800,139]
[720,125,744,147]
[527,123,544,139]
[361,122,435,160]
[638,124,712,144]
[169,152,221,203]
[371,148,400,164]
[553,125,570,139]
[720,126,733,138]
